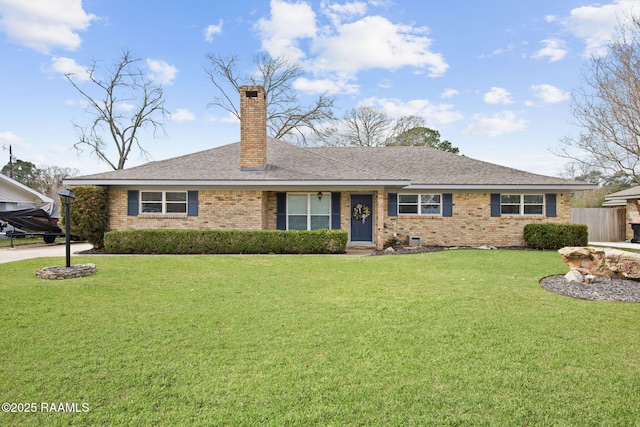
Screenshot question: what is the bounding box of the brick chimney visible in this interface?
[240,85,267,171]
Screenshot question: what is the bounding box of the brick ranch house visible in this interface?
[65,85,595,250]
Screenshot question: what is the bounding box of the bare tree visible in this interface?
[64,50,168,170]
[327,105,456,150]
[205,53,335,145]
[36,165,79,201]
[557,17,640,183]
[337,105,393,146]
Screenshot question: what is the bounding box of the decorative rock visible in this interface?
[584,274,597,283]
[558,247,640,280]
[477,245,497,250]
[565,269,584,283]
[384,246,396,253]
[36,264,97,280]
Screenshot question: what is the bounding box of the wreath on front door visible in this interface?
[352,203,371,223]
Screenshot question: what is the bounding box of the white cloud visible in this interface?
[478,43,516,59]
[256,0,448,89]
[377,79,392,89]
[50,56,91,81]
[0,0,97,53]
[533,39,567,62]
[483,87,513,105]
[204,20,223,43]
[293,77,358,95]
[146,59,178,85]
[530,84,570,104]
[320,0,367,26]
[562,0,639,57]
[313,16,448,77]
[116,103,135,112]
[441,89,459,99]
[463,111,527,137]
[364,96,464,126]
[171,109,196,122]
[255,0,317,62]
[0,130,25,147]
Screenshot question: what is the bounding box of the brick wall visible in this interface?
[108,189,264,231]
[381,192,571,247]
[108,189,571,247]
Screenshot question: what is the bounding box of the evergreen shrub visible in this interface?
[523,223,588,250]
[104,229,348,254]
[61,186,109,248]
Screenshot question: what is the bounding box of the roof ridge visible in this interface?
[280,140,407,181]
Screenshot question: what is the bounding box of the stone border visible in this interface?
[36,264,97,280]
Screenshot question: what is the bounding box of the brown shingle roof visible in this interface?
[67,138,594,189]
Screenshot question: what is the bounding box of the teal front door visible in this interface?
[350,194,373,242]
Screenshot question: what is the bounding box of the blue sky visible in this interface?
[0,0,638,176]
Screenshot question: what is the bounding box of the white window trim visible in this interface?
[500,194,545,216]
[398,193,442,216]
[286,192,332,230]
[140,191,187,215]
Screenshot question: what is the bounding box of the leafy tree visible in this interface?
[205,53,335,145]
[1,159,39,188]
[557,17,640,183]
[2,160,79,201]
[390,126,460,153]
[63,49,168,170]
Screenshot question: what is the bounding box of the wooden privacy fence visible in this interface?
[570,208,626,242]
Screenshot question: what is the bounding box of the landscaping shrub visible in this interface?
[523,223,588,250]
[61,185,109,248]
[104,229,348,254]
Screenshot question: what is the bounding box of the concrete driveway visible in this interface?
[0,242,94,264]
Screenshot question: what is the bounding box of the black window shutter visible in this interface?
[276,192,286,230]
[490,193,501,217]
[188,191,198,216]
[545,193,557,217]
[127,190,139,216]
[331,192,341,229]
[442,193,453,217]
[388,193,398,216]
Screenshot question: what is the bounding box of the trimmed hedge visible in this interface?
[523,223,588,250]
[104,229,348,254]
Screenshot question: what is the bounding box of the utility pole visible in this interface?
[8,145,13,179]
[2,144,14,178]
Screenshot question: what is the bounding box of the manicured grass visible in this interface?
[1,250,639,426]
[0,237,42,248]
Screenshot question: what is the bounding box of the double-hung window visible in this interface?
[287,193,330,230]
[141,191,187,214]
[500,194,544,215]
[398,194,442,215]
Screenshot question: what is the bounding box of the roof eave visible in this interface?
[63,178,596,191]
[63,179,411,187]
[403,183,598,191]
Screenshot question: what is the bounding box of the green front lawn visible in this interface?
[0,237,43,248]
[1,250,638,426]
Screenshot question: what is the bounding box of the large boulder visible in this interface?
[558,246,640,280]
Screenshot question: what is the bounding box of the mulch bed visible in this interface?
[540,275,640,302]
